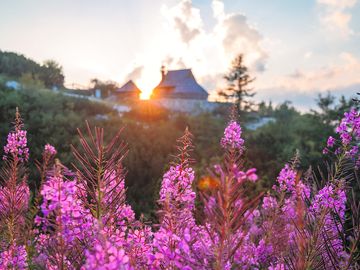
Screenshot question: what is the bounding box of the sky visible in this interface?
[0,0,360,109]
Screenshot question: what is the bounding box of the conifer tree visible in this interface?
[218,54,255,115]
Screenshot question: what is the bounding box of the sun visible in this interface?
[140,88,152,100]
[136,71,161,100]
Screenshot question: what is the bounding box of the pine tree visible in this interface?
[218,54,255,115]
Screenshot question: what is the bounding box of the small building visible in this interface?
[5,80,21,90]
[94,89,102,99]
[149,67,213,114]
[151,68,208,100]
[114,80,141,100]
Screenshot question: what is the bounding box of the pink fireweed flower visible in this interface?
[346,145,359,158]
[255,239,273,264]
[275,164,297,193]
[311,183,346,219]
[82,239,131,270]
[335,108,360,147]
[3,129,29,162]
[324,108,360,159]
[159,165,196,211]
[262,196,278,211]
[234,167,258,183]
[274,164,310,199]
[221,121,244,151]
[310,183,348,265]
[44,144,57,156]
[0,244,28,269]
[269,263,286,270]
[153,160,203,269]
[126,226,153,267]
[35,173,96,269]
[327,136,335,148]
[36,175,95,244]
[96,170,136,229]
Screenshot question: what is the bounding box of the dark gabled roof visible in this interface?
[116,80,141,93]
[153,69,208,98]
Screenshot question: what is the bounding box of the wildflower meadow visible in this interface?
[0,107,359,269]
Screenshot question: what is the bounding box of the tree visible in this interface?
[0,50,42,78]
[19,73,45,90]
[218,54,255,115]
[0,51,65,89]
[90,78,118,98]
[39,60,65,88]
[312,92,357,125]
[258,101,274,117]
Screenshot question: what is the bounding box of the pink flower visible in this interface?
[262,196,278,210]
[44,144,57,155]
[234,168,258,183]
[276,164,297,193]
[327,136,335,148]
[3,129,29,162]
[82,239,131,270]
[0,244,28,269]
[269,263,286,270]
[221,121,244,151]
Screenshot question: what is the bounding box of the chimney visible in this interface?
[161,65,166,81]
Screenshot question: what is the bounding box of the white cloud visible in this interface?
[129,0,267,97]
[150,0,267,94]
[161,0,203,44]
[261,52,360,92]
[317,0,357,38]
[212,0,225,19]
[212,0,267,72]
[318,0,357,9]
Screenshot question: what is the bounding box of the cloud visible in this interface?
[317,0,357,38]
[135,0,296,100]
[162,0,202,44]
[256,83,360,112]
[258,52,360,93]
[250,51,360,111]
[213,0,267,72]
[162,55,186,69]
[124,65,143,83]
[200,72,225,99]
[173,17,201,43]
[318,0,357,9]
[221,14,267,72]
[157,0,267,93]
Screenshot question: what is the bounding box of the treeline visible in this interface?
[246,95,357,189]
[0,50,64,88]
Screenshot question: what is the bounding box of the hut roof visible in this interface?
[117,80,141,93]
[153,69,208,99]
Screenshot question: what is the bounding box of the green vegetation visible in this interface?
[0,49,357,219]
[218,54,256,117]
[0,82,355,219]
[0,50,64,88]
